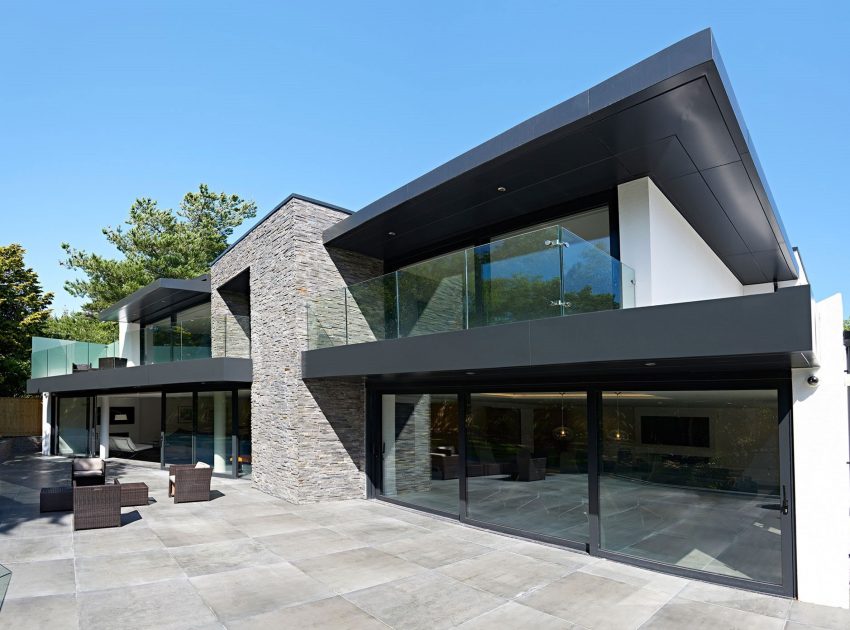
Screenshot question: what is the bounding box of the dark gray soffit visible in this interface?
[26,358,252,395]
[99,275,212,324]
[301,286,814,379]
[323,29,796,284]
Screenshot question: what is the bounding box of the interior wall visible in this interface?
[101,394,161,446]
[618,177,743,307]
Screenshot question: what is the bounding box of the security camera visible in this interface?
[806,375,819,387]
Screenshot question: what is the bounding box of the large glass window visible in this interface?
[599,390,783,585]
[57,397,90,456]
[467,392,589,542]
[381,393,459,514]
[164,392,193,464]
[237,389,251,476]
[197,391,233,474]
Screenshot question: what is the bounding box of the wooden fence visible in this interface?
[0,397,42,437]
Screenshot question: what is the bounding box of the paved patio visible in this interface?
[0,454,848,629]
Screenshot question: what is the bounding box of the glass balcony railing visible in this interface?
[31,315,251,378]
[307,224,635,349]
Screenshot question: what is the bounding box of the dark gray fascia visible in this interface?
[26,357,252,395]
[99,275,211,324]
[211,193,353,266]
[301,286,814,379]
[322,29,796,284]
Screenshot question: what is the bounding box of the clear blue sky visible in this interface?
[2,1,848,314]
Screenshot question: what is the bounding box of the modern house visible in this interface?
[27,29,849,608]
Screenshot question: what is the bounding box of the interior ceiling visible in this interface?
[324,32,796,285]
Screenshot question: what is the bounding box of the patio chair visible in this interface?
[71,457,106,486]
[73,482,121,530]
[169,462,213,503]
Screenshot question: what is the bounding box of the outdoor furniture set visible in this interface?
[38,457,213,530]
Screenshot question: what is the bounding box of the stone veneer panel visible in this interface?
[210,198,382,503]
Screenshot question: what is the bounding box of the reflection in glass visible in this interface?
[164,392,193,464]
[197,391,232,474]
[397,250,467,337]
[381,393,459,514]
[58,397,89,456]
[600,390,782,585]
[466,392,589,542]
[237,389,251,476]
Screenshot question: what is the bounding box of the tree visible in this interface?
[0,244,53,396]
[44,310,118,344]
[61,184,257,315]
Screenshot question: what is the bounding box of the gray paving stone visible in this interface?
[0,532,72,562]
[458,601,580,629]
[345,571,505,630]
[678,580,791,619]
[438,549,572,599]
[169,537,285,577]
[293,547,425,594]
[519,571,673,629]
[228,511,317,537]
[641,597,786,629]
[376,530,492,569]
[73,525,165,558]
[256,526,366,561]
[3,559,76,599]
[75,548,186,592]
[77,578,218,630]
[226,596,387,630]
[190,562,333,621]
[0,593,80,630]
[788,600,850,629]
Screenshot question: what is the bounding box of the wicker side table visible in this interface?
[113,480,149,507]
[40,486,73,512]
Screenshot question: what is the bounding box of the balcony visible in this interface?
[307,225,635,350]
[31,315,250,378]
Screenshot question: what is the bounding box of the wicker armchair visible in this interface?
[71,457,106,486]
[168,464,213,503]
[73,482,121,530]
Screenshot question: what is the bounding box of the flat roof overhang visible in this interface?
[99,275,211,324]
[26,357,251,395]
[301,286,814,380]
[324,29,796,284]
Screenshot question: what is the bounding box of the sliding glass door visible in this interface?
[57,396,91,456]
[599,390,786,586]
[373,384,792,593]
[466,392,589,543]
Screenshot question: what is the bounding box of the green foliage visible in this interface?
[61,184,257,314]
[0,244,53,396]
[44,310,118,344]
[844,318,850,332]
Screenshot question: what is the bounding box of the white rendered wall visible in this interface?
[118,322,141,366]
[791,293,850,608]
[41,393,51,455]
[618,178,743,307]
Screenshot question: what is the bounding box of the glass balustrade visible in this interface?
[31,315,251,378]
[307,224,635,349]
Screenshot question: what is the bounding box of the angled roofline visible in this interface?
[98,275,211,323]
[321,28,796,282]
[212,193,352,266]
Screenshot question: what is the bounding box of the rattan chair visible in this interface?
[168,464,213,503]
[73,482,121,530]
[71,457,106,486]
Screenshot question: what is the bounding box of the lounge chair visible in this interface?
[109,436,153,456]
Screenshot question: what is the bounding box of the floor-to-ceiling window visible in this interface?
[237,389,251,476]
[466,392,589,542]
[164,392,193,464]
[599,390,784,585]
[373,384,790,593]
[57,397,90,456]
[197,391,232,474]
[380,393,460,515]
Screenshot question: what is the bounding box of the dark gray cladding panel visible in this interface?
[323,29,797,284]
[99,276,212,324]
[26,358,252,395]
[301,286,813,379]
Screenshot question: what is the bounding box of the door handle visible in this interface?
[781,485,789,515]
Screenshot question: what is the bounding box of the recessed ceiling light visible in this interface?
[496,186,507,193]
[465,371,476,375]
[644,362,656,367]
[387,231,396,237]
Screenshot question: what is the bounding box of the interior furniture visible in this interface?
[431,453,459,480]
[168,463,213,503]
[516,452,546,482]
[71,457,106,486]
[109,436,154,455]
[112,480,149,507]
[40,486,73,512]
[73,482,121,530]
[71,363,91,372]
